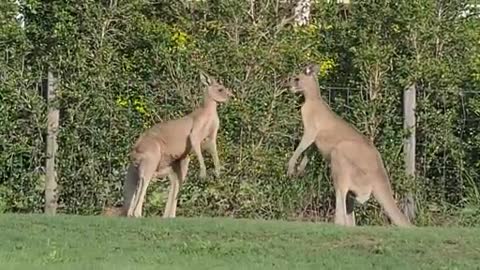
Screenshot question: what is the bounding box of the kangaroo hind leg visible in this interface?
[331,149,357,227]
[130,154,160,218]
[163,156,190,218]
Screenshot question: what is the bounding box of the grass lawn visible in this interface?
[0,214,479,270]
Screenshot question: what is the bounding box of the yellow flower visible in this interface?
[135,105,146,114]
[133,99,148,115]
[116,97,128,107]
[307,24,318,34]
[319,59,335,77]
[171,29,189,50]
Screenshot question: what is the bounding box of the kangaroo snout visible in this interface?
[288,77,302,93]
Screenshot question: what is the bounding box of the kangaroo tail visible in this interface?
[373,177,413,227]
[123,163,140,217]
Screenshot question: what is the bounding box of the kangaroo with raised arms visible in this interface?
[287,63,412,227]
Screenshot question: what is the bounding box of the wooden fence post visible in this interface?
[44,70,59,215]
[403,83,416,222]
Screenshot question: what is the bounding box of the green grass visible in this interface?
[0,214,479,270]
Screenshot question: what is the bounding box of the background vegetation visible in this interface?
[1,0,480,226]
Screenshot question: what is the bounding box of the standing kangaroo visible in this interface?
[123,72,233,218]
[287,64,412,227]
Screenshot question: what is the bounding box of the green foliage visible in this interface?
[1,0,479,225]
[1,0,45,213]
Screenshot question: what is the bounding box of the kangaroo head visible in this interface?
[289,64,320,94]
[200,73,234,103]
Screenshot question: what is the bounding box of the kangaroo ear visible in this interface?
[200,72,214,86]
[304,64,320,76]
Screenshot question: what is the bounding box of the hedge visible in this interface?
[1,0,479,226]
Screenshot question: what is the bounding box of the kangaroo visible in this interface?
[286,63,412,227]
[123,72,233,218]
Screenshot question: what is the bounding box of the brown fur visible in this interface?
[124,72,233,218]
[287,64,412,227]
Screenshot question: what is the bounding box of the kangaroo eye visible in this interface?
[294,78,300,82]
[218,88,224,92]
